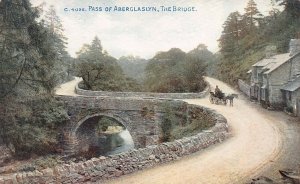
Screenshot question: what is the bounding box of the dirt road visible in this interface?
[103,77,299,184]
[55,77,299,184]
[55,77,82,96]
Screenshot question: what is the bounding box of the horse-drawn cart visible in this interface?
[209,92,227,105]
[209,92,238,106]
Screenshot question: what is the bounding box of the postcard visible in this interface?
[0,0,299,183]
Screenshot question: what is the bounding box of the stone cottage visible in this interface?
[249,39,300,111]
[281,76,300,116]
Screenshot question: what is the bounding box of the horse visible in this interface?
[210,91,227,105]
[225,93,238,106]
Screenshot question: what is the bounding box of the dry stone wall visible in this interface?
[0,105,228,184]
[0,146,11,166]
[238,79,251,97]
[75,83,210,99]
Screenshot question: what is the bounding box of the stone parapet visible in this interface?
[0,105,228,183]
[75,82,210,99]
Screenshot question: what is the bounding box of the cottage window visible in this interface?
[288,91,291,101]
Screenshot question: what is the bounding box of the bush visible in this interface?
[170,116,214,141]
[19,155,64,172]
[160,103,215,142]
[144,48,207,93]
[0,97,69,159]
[285,106,294,113]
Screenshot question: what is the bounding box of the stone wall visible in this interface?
[56,95,185,152]
[0,106,228,184]
[238,79,251,97]
[269,61,291,106]
[75,83,210,99]
[0,145,11,165]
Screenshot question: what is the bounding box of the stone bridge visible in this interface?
[0,86,230,183]
[56,95,177,155]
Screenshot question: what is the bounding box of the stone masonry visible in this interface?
[75,82,210,99]
[0,104,228,184]
[56,95,174,155]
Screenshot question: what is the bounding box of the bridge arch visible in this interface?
[73,112,132,134]
[67,112,136,156]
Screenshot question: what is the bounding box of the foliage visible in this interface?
[117,55,148,84]
[276,0,300,18]
[95,117,123,133]
[0,96,68,158]
[78,42,216,93]
[144,48,208,93]
[244,0,263,32]
[285,106,294,113]
[217,0,300,86]
[170,109,214,141]
[19,155,64,172]
[0,0,69,158]
[160,103,176,142]
[41,5,74,83]
[188,44,220,76]
[160,103,214,142]
[75,37,141,91]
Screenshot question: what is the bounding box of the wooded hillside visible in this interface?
[217,0,300,86]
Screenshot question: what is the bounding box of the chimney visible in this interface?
[289,39,300,56]
[265,45,277,58]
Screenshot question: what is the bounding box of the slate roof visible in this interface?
[252,52,300,75]
[252,53,292,74]
[281,76,300,92]
[263,53,294,74]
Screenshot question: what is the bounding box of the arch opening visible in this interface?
[75,114,134,158]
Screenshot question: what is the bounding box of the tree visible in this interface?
[276,0,300,18]
[218,11,243,58]
[144,48,207,93]
[76,37,136,91]
[217,0,300,86]
[117,55,148,84]
[244,0,262,31]
[0,0,68,158]
[42,5,73,83]
[188,44,219,76]
[269,0,281,18]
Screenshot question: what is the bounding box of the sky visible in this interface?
[31,0,277,59]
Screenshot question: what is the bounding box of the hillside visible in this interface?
[217,0,300,86]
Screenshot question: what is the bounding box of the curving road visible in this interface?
[55,77,82,96]
[102,77,299,184]
[56,77,300,184]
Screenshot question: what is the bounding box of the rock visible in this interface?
[250,176,274,184]
[115,170,123,177]
[99,156,106,160]
[3,178,13,184]
[105,167,116,173]
[149,155,155,160]
[16,174,23,183]
[34,170,43,176]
